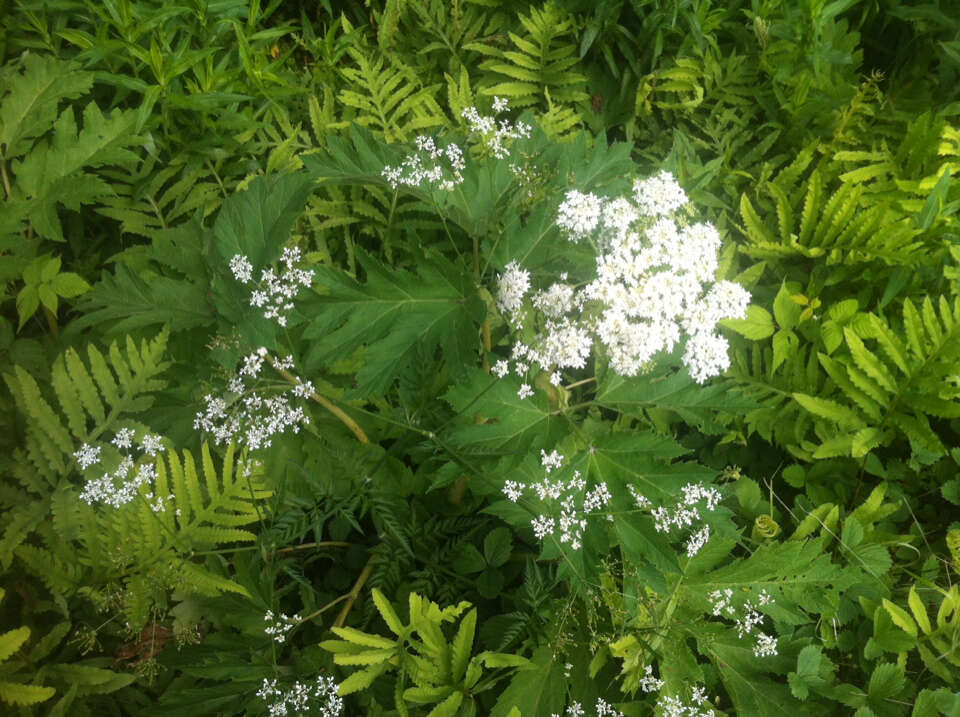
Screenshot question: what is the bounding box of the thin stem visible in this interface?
[268,356,369,443]
[275,541,353,554]
[563,376,596,390]
[333,552,377,628]
[0,159,11,200]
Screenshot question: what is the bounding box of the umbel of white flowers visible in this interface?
[495,171,750,395]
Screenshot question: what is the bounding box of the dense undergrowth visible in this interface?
[1,1,960,715]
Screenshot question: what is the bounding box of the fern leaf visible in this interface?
[65,347,106,424]
[181,449,207,522]
[792,393,865,429]
[797,170,823,246]
[0,681,56,707]
[50,355,86,441]
[903,298,927,358]
[844,329,897,393]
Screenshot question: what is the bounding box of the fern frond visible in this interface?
[338,46,444,143]
[792,296,960,459]
[3,327,170,481]
[473,1,587,111]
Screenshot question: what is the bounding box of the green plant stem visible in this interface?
[0,159,11,200]
[333,552,377,628]
[269,356,369,442]
[42,305,59,339]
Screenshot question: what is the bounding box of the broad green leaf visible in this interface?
[50,273,90,298]
[483,528,513,568]
[490,646,565,717]
[0,54,92,160]
[443,368,562,453]
[720,304,775,340]
[305,250,484,397]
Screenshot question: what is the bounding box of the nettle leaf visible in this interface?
[304,250,484,397]
[0,54,92,161]
[595,367,757,434]
[211,172,315,271]
[490,645,565,717]
[442,368,564,454]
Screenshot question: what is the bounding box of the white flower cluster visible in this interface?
[552,698,625,717]
[656,684,714,717]
[264,610,299,644]
[630,482,721,558]
[639,664,664,693]
[230,247,314,328]
[461,97,532,159]
[256,675,342,717]
[502,448,612,550]
[493,171,750,396]
[75,430,168,510]
[381,98,529,191]
[382,134,466,191]
[194,349,310,451]
[708,588,777,658]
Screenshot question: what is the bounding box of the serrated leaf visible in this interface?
[0,626,30,661]
[720,304,775,340]
[372,588,407,637]
[882,598,917,636]
[330,626,397,650]
[0,681,56,706]
[304,250,483,396]
[450,608,476,684]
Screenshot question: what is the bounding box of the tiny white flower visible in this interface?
[73,443,102,469]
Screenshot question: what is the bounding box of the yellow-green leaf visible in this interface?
[882,598,917,637]
[0,681,56,706]
[908,585,932,635]
[372,588,406,637]
[330,626,397,649]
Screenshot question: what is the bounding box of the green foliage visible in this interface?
[471,1,588,112]
[3,0,960,714]
[303,249,485,398]
[321,587,533,715]
[0,53,142,245]
[791,295,960,460]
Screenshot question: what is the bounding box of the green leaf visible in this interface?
[453,544,487,574]
[444,368,562,453]
[50,273,90,298]
[330,626,397,649]
[908,585,932,635]
[491,646,565,717]
[773,282,803,330]
[720,304,775,340]
[337,662,392,695]
[212,173,314,270]
[450,608,476,684]
[483,527,513,568]
[305,250,484,397]
[16,285,40,331]
[881,598,917,637]
[372,588,407,637]
[426,691,463,717]
[0,54,92,160]
[0,681,56,706]
[793,393,865,429]
[0,626,30,661]
[867,662,905,701]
